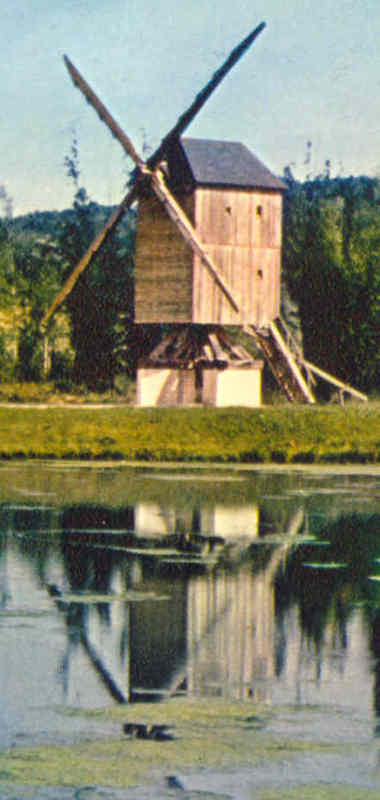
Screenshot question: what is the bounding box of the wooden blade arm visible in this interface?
[41,185,138,326]
[149,21,266,168]
[64,55,144,168]
[302,359,368,402]
[64,22,265,173]
[151,169,240,314]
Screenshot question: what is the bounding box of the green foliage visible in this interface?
[1,192,137,389]
[0,405,377,463]
[15,323,43,381]
[57,138,136,390]
[12,235,65,380]
[282,166,380,394]
[0,381,129,404]
[0,382,57,403]
[0,221,16,308]
[48,349,74,390]
[0,332,14,381]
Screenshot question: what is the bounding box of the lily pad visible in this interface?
[162,557,218,565]
[251,535,328,546]
[57,590,170,604]
[302,562,347,569]
[68,528,135,535]
[0,609,53,618]
[92,544,180,557]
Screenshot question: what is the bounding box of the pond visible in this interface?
[0,461,380,797]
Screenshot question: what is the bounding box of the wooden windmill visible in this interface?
[43,23,367,406]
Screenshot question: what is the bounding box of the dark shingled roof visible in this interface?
[181,138,286,191]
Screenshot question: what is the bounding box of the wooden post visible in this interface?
[43,333,50,378]
[302,359,368,402]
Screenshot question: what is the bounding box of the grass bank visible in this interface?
[0,404,379,463]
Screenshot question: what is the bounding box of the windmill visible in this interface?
[43,23,367,406]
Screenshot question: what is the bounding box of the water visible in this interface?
[0,462,380,787]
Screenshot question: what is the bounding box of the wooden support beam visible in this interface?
[269,321,315,404]
[302,359,368,402]
[42,185,139,325]
[244,323,315,403]
[149,22,266,168]
[65,22,266,173]
[64,55,144,167]
[49,26,265,325]
[151,169,240,314]
[208,332,225,360]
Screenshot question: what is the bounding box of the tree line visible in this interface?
[282,165,379,395]
[0,162,378,396]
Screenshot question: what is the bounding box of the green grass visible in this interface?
[0,403,379,463]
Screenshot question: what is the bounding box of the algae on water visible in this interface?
[0,699,339,789]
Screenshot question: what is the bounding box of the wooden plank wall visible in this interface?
[193,187,282,325]
[134,193,194,323]
[134,185,282,326]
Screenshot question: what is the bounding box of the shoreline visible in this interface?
[1,459,380,474]
[0,404,378,464]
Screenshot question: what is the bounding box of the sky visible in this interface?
[2,0,380,216]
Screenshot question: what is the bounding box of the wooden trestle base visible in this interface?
[136,320,368,408]
[136,326,264,407]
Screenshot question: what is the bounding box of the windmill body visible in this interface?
[135,137,285,327]
[135,136,285,407]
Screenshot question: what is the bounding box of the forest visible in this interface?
[0,159,379,399]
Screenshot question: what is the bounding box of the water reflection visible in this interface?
[0,465,379,747]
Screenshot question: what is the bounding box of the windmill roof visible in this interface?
[181,138,286,191]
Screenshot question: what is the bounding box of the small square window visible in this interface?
[256,205,263,216]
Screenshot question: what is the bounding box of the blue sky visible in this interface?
[3,0,380,216]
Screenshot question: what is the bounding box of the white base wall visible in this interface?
[137,367,196,406]
[137,365,262,407]
[201,505,259,539]
[202,367,262,407]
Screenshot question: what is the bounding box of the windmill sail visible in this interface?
[64,56,144,168]
[149,21,266,167]
[42,185,138,325]
[43,22,265,324]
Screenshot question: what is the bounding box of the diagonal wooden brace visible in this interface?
[151,168,240,314]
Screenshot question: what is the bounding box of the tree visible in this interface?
[57,139,136,390]
[0,220,15,308]
[282,163,380,395]
[0,185,13,219]
[12,233,65,380]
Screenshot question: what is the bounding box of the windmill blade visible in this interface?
[40,56,144,326]
[46,24,264,325]
[151,169,240,314]
[64,55,144,168]
[42,184,139,326]
[64,22,265,172]
[149,21,266,168]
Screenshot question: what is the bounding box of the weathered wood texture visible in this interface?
[193,187,281,325]
[134,193,194,322]
[135,184,282,326]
